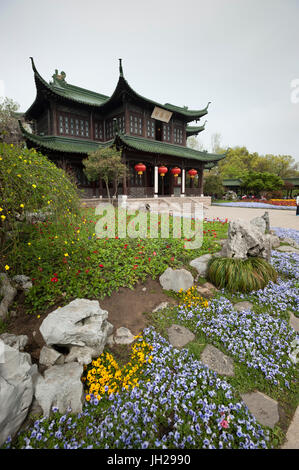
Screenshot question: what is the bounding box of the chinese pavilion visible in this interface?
[20,58,226,198]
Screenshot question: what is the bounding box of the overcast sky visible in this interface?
[1,0,299,162]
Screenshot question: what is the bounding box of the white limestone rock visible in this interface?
[34,362,84,417]
[12,275,33,292]
[0,340,38,446]
[39,299,113,363]
[167,324,195,349]
[276,245,299,254]
[201,344,235,376]
[250,216,266,234]
[159,268,194,292]
[0,333,28,351]
[265,234,281,249]
[152,301,170,313]
[190,254,212,277]
[221,219,271,261]
[39,346,64,367]
[114,327,135,345]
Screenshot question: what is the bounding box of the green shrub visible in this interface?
[0,143,80,270]
[207,257,278,293]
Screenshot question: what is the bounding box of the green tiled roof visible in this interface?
[50,83,109,107]
[116,134,226,163]
[186,122,206,136]
[27,58,209,120]
[283,177,299,185]
[222,178,243,186]
[19,122,111,154]
[20,121,226,164]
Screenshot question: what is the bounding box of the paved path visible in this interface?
[205,205,299,230]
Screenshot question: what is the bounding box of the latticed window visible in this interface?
[58,113,90,137]
[174,127,183,144]
[130,114,142,135]
[163,123,171,142]
[116,115,125,133]
[106,120,114,140]
[147,119,155,138]
[59,116,63,134]
[64,116,69,134]
[94,121,103,140]
[75,119,79,136]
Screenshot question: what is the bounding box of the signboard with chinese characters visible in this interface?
[151,106,173,123]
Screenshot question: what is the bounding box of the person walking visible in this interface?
[297,194,299,216]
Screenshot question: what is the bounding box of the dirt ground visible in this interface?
[6,278,176,364]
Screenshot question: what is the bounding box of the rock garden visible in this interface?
[0,143,298,450]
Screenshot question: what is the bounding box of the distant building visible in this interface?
[20,58,226,198]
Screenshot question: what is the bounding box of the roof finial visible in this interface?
[29,57,37,73]
[119,58,124,78]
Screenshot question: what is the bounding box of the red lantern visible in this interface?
[188,169,197,179]
[171,167,181,177]
[158,166,168,177]
[134,163,146,175]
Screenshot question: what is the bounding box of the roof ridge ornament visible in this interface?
[51,69,67,86]
[119,58,124,78]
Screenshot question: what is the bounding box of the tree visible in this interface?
[0,97,24,145]
[203,173,225,199]
[210,132,223,154]
[83,146,127,201]
[187,135,204,150]
[241,171,284,196]
[252,154,299,178]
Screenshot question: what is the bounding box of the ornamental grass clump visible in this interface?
[207,257,278,293]
[82,336,153,400]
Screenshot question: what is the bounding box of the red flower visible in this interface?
[51,277,58,283]
[148,257,151,262]
[99,264,104,268]
[220,419,229,429]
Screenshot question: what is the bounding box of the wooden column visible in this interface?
[181,169,185,197]
[154,166,158,198]
[123,159,128,196]
[198,168,204,196]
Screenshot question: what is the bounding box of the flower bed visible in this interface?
[6,329,271,449]
[177,295,298,388]
[241,199,296,207]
